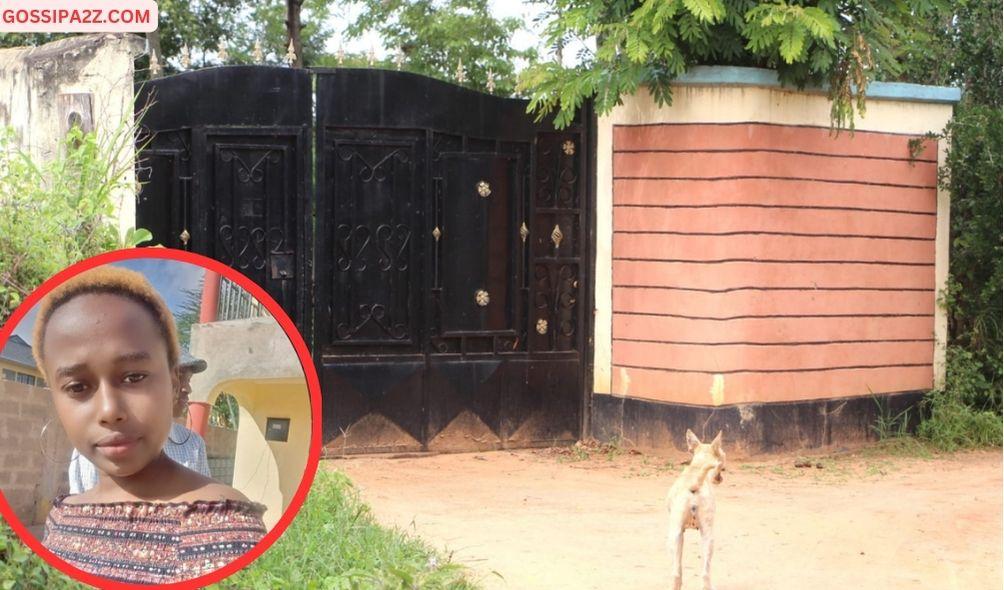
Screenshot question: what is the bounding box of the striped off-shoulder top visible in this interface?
[42,495,267,584]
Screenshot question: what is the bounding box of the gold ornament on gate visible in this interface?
[475,289,490,306]
[562,140,575,155]
[476,180,491,198]
[550,224,564,249]
[536,318,548,335]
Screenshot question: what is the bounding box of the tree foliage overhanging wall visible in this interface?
[517,0,946,128]
[904,1,1002,416]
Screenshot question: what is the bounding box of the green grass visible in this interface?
[867,387,1001,456]
[214,469,479,590]
[917,389,1003,452]
[857,436,935,459]
[558,444,590,463]
[551,437,629,464]
[0,522,85,590]
[870,396,915,441]
[623,456,681,479]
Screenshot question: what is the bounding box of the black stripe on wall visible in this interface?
[613,257,934,266]
[612,362,932,375]
[612,147,937,164]
[613,175,936,189]
[612,285,935,292]
[613,337,936,346]
[613,230,935,241]
[612,311,934,320]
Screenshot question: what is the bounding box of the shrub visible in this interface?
[0,123,150,323]
[918,347,1004,451]
[0,521,85,590]
[213,469,478,590]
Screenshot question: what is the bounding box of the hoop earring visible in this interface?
[168,428,192,446]
[39,419,72,465]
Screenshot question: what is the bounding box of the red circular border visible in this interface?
[0,248,323,590]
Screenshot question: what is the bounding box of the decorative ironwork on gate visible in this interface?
[136,66,593,454]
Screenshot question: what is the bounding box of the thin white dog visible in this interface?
[666,429,726,590]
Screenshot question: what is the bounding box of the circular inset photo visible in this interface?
[0,248,321,588]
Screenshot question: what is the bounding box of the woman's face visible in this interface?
[40,292,178,479]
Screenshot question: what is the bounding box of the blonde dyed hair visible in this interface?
[32,265,180,379]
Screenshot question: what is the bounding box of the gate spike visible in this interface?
[148,49,162,76]
[368,46,376,66]
[337,45,345,65]
[486,68,495,93]
[395,48,405,70]
[252,40,264,64]
[284,40,297,66]
[217,37,229,62]
[455,58,466,84]
[179,44,191,69]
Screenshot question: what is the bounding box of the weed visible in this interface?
[918,388,1003,451]
[213,469,479,589]
[859,437,935,459]
[0,118,152,322]
[871,396,914,440]
[0,522,85,589]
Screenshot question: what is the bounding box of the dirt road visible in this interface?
[329,445,1002,590]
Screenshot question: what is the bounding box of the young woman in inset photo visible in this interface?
[67,350,213,494]
[32,265,266,584]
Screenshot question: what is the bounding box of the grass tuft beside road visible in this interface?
[214,469,478,590]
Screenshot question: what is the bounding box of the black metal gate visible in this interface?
[135,66,312,334]
[136,66,592,454]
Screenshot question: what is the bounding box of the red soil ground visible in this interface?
[330,444,1002,590]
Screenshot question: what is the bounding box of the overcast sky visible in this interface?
[324,1,581,68]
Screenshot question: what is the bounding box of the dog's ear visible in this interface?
[686,429,701,451]
[711,431,723,452]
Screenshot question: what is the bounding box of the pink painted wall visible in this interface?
[611,122,938,405]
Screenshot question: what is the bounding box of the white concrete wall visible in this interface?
[0,33,145,239]
[189,318,311,528]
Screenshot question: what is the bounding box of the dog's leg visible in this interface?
[667,527,684,590]
[699,525,715,590]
